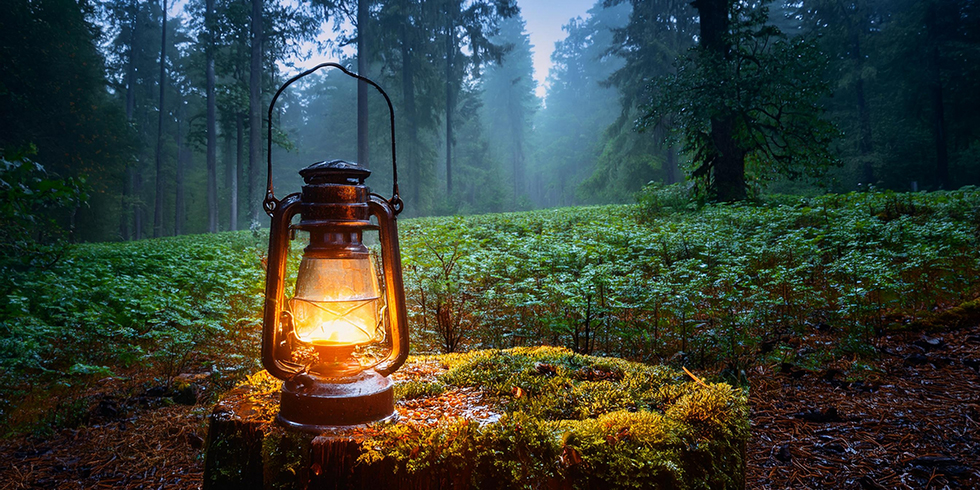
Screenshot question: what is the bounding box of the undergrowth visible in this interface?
[2,188,978,436]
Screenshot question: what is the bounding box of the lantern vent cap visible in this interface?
[300,159,371,185]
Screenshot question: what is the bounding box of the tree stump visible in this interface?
[204,347,747,490]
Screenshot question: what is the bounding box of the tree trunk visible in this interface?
[357,0,369,168]
[175,102,185,236]
[712,117,746,201]
[134,167,143,240]
[206,0,218,232]
[508,100,523,207]
[925,3,949,189]
[121,0,139,241]
[665,145,678,185]
[929,47,949,189]
[691,0,747,201]
[233,113,243,231]
[400,11,419,209]
[223,120,234,230]
[444,9,455,195]
[153,0,168,238]
[249,0,263,224]
[844,9,875,185]
[125,0,138,122]
[120,168,130,240]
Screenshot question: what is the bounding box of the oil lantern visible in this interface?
[260,63,408,433]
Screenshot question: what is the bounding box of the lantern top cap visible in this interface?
[300,159,371,185]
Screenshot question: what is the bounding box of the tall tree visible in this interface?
[795,0,882,185]
[439,0,518,195]
[153,0,169,237]
[534,1,631,206]
[248,0,263,224]
[1,0,135,242]
[649,1,838,200]
[357,0,370,168]
[480,14,538,207]
[205,0,218,231]
[121,0,141,240]
[578,0,694,201]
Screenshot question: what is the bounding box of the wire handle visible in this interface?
[263,62,402,217]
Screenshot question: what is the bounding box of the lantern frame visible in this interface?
[260,63,409,433]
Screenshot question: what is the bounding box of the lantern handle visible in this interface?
[264,62,402,217]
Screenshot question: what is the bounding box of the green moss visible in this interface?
[209,348,746,489]
[907,298,980,331]
[394,380,446,400]
[359,347,748,490]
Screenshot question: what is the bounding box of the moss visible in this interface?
[394,380,446,400]
[559,411,685,489]
[359,347,747,490]
[209,348,747,489]
[359,418,480,487]
[907,298,980,332]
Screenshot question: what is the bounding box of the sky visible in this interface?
[291,0,601,100]
[243,0,601,101]
[516,0,599,99]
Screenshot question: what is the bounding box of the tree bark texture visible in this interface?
[691,0,747,201]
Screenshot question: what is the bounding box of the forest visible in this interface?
[2,0,980,243]
[2,0,980,488]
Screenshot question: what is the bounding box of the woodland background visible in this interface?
[2,0,980,247]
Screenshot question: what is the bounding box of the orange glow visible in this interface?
[288,256,382,347]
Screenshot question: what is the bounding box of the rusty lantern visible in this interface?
[261,63,408,433]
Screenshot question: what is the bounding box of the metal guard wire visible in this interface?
[264,62,402,217]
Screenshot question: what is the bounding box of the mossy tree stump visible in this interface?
[204,347,748,490]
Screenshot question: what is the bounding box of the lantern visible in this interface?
[260,63,409,433]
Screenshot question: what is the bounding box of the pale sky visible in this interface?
[268,0,602,100]
[517,0,599,99]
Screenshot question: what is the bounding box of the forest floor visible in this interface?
[1,323,979,489]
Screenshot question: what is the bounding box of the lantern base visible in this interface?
[277,369,396,434]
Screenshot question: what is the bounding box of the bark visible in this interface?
[400,12,419,207]
[691,0,747,201]
[120,167,131,240]
[153,0,168,238]
[175,102,185,236]
[711,116,746,201]
[926,3,949,189]
[248,0,263,223]
[444,9,455,195]
[851,36,874,184]
[125,0,138,122]
[357,0,369,168]
[223,121,234,230]
[121,0,139,240]
[206,0,218,232]
[509,101,524,206]
[665,145,678,185]
[134,167,143,240]
[930,47,949,189]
